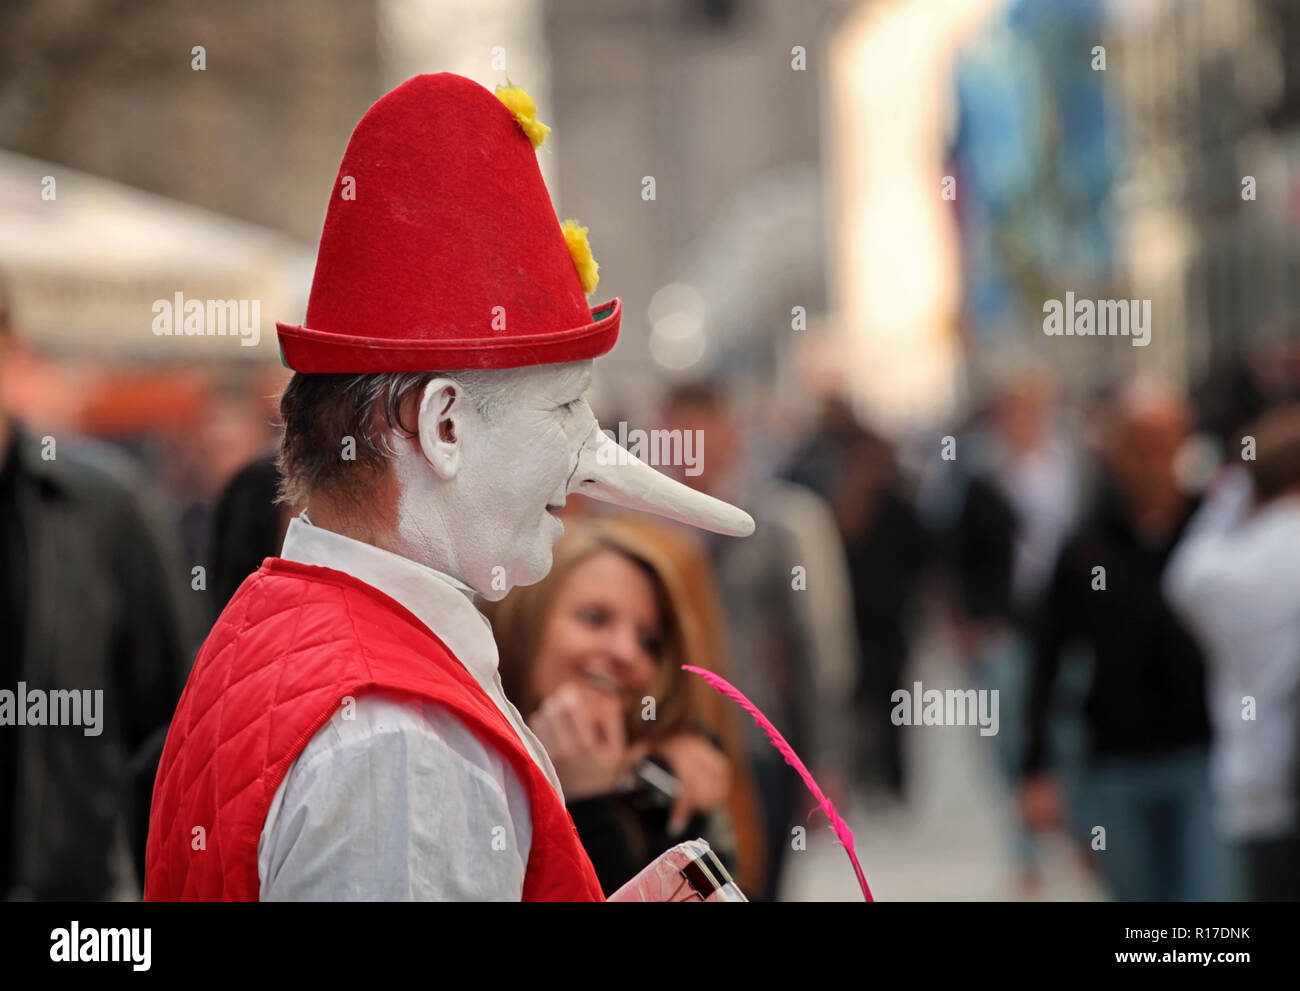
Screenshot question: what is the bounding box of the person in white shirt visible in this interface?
[1165,404,1300,900]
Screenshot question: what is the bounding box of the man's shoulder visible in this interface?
[211,559,451,658]
[195,569,506,756]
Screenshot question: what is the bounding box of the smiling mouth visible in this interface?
[580,672,624,698]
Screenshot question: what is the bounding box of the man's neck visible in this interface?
[304,499,386,550]
[303,494,469,593]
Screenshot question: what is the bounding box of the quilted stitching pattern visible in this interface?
[144,559,604,902]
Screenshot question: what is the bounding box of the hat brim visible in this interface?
[276,298,621,373]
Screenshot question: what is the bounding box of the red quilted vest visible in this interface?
[145,557,604,901]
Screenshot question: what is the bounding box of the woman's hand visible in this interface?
[648,732,732,835]
[527,682,629,800]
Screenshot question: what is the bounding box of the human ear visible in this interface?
[416,377,464,480]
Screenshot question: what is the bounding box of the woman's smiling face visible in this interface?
[531,548,665,711]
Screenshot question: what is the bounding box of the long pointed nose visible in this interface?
[567,419,755,537]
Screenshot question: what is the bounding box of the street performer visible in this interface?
[144,72,753,901]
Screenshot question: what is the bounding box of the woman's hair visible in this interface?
[486,515,695,744]
[482,513,768,891]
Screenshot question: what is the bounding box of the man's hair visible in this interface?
[276,369,504,508]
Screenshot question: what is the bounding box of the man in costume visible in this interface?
[144,73,753,901]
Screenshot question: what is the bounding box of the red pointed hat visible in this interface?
[277,73,620,372]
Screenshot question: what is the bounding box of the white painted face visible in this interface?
[467,361,595,596]
[393,361,594,600]
[391,358,753,601]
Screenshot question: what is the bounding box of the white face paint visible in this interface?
[391,361,595,600]
[389,358,753,600]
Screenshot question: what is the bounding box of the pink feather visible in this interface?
[683,664,873,901]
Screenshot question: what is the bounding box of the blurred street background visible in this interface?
[4,0,1300,901]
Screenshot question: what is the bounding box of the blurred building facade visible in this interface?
[948,0,1300,399]
[0,0,382,243]
[1114,0,1300,383]
[543,0,835,412]
[1,0,839,416]
[5,0,1299,437]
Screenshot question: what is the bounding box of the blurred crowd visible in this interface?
[3,269,1300,900]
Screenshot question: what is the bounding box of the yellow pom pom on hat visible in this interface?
[560,219,599,295]
[495,82,600,297]
[495,83,550,149]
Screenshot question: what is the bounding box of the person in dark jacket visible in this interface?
[784,396,935,800]
[0,287,197,899]
[1020,380,1227,901]
[940,370,1086,893]
[205,452,292,621]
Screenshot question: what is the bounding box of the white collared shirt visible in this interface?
[256,515,561,900]
[1165,471,1300,838]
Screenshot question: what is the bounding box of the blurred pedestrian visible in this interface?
[1021,379,1226,901]
[0,279,196,899]
[1165,404,1300,900]
[205,451,293,620]
[784,395,935,800]
[945,368,1085,892]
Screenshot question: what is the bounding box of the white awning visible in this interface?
[0,149,313,361]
